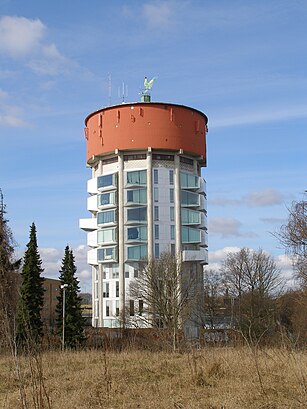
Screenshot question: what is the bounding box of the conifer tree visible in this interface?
[56,246,85,348]
[0,189,20,343]
[17,223,45,345]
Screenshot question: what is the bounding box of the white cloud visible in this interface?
[143,1,173,29]
[0,103,30,127]
[0,16,45,58]
[260,217,286,225]
[0,15,72,77]
[206,248,295,288]
[204,246,242,272]
[212,104,307,128]
[28,43,72,76]
[0,89,8,99]
[209,217,256,238]
[244,189,284,206]
[36,245,91,292]
[211,189,285,208]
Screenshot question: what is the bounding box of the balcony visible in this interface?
[87,195,98,212]
[79,218,97,231]
[87,248,98,265]
[87,230,98,247]
[182,248,208,263]
[180,172,200,190]
[87,178,98,194]
[97,173,117,192]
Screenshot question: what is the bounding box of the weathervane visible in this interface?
[141,76,157,102]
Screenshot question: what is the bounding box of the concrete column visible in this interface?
[147,148,153,260]
[174,154,182,261]
[118,152,125,324]
[193,159,198,176]
[92,265,96,327]
[98,264,104,327]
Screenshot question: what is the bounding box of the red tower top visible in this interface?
[84,102,208,165]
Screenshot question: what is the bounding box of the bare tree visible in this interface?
[221,248,282,340]
[128,252,201,349]
[276,198,307,287]
[203,269,226,329]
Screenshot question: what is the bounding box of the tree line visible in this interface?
[1,188,306,350]
[125,195,307,347]
[0,190,85,352]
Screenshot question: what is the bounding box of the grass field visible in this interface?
[0,347,306,408]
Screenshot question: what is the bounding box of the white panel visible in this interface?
[201,230,208,247]
[200,195,207,212]
[200,212,207,229]
[87,230,98,247]
[79,218,97,231]
[87,195,98,212]
[200,177,206,192]
[87,248,98,265]
[182,248,208,263]
[87,178,98,194]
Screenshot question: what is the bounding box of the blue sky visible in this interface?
[0,0,306,292]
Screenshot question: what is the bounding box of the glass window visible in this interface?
[180,172,199,189]
[180,156,193,166]
[154,169,158,184]
[127,170,147,186]
[169,170,174,185]
[103,282,109,298]
[130,300,135,316]
[170,225,175,240]
[181,190,200,207]
[97,228,117,244]
[170,206,174,221]
[127,207,147,222]
[152,154,174,161]
[125,271,129,278]
[134,270,139,278]
[116,300,119,316]
[98,192,116,207]
[139,300,144,316]
[116,281,119,297]
[154,187,159,202]
[98,247,117,261]
[126,188,147,204]
[170,188,174,203]
[97,173,117,189]
[155,243,159,258]
[171,243,175,256]
[181,208,201,225]
[127,226,147,241]
[97,210,116,225]
[154,224,159,240]
[124,153,146,161]
[181,226,201,243]
[154,206,159,221]
[127,245,148,260]
[106,302,110,317]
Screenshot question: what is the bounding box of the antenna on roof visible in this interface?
[141,76,157,102]
[118,81,128,103]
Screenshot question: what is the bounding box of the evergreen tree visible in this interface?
[17,223,45,345]
[56,246,85,348]
[0,189,20,343]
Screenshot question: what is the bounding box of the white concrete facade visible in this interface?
[80,150,208,329]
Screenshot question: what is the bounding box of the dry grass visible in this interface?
[0,347,306,408]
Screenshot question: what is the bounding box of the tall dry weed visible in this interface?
[0,346,306,408]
